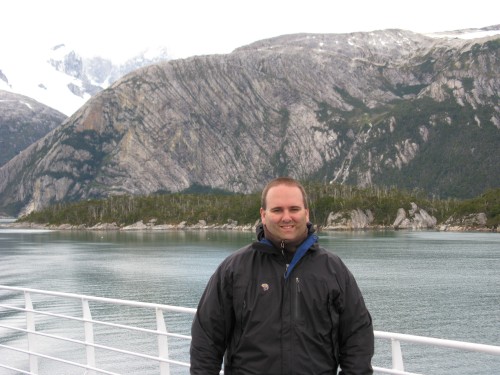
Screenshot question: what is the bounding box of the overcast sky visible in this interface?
[2,0,499,62]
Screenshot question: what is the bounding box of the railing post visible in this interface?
[391,338,405,371]
[156,307,170,375]
[25,291,39,374]
[82,299,96,375]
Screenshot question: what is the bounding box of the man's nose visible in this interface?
[282,210,293,221]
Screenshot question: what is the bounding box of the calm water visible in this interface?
[0,224,499,374]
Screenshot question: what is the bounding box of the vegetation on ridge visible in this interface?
[18,184,500,229]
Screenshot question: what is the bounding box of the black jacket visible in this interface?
[190,224,374,374]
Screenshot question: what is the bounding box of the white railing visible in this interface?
[0,285,499,375]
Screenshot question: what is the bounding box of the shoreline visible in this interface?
[0,220,497,233]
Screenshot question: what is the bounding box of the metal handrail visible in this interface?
[1,285,499,375]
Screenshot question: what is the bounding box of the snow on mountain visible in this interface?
[425,25,500,39]
[0,25,498,117]
[0,44,171,116]
[1,47,88,116]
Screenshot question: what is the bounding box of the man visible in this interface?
[190,177,374,374]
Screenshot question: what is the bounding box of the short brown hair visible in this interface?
[261,177,309,209]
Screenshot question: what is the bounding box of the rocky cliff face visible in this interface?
[0,90,66,167]
[0,29,499,216]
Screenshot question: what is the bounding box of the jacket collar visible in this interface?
[256,222,319,279]
[255,222,318,252]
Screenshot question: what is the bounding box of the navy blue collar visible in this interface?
[260,233,318,280]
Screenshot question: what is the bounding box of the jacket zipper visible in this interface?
[294,277,301,320]
[281,240,289,277]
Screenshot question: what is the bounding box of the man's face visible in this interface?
[260,184,310,243]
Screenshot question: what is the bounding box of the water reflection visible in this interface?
[0,229,499,374]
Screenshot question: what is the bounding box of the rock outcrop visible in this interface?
[393,202,437,229]
[324,209,375,230]
[440,212,489,231]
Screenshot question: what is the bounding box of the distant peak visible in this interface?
[52,44,66,51]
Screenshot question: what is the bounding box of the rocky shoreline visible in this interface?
[1,202,496,233]
[1,217,496,234]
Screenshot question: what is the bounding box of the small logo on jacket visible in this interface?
[260,283,270,292]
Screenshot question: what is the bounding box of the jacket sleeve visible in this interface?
[337,262,375,375]
[190,265,234,375]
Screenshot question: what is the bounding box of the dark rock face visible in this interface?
[0,30,499,216]
[0,90,66,167]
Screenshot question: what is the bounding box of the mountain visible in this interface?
[0,44,171,116]
[0,27,499,217]
[0,90,66,167]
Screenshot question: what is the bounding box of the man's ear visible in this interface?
[260,207,266,224]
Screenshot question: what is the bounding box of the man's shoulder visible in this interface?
[314,244,341,259]
[214,242,260,277]
[221,242,257,263]
[312,244,349,268]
